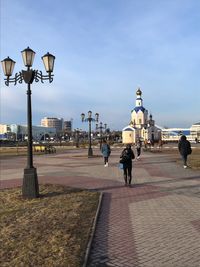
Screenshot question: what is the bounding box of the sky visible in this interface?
[1,0,200,131]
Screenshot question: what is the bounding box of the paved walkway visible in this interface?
[1,148,200,267]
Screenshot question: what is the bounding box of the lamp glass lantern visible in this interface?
[21,47,35,68]
[88,110,92,118]
[81,113,85,121]
[1,57,16,77]
[95,113,99,122]
[42,52,55,73]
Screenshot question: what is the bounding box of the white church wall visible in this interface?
[122,130,135,144]
[131,111,146,128]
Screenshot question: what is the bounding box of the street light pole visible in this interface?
[96,122,107,149]
[81,111,99,157]
[88,119,92,156]
[1,47,55,198]
[27,82,33,168]
[75,128,80,148]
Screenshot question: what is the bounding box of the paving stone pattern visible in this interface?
[1,148,200,267]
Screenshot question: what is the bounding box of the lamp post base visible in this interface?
[88,147,93,157]
[22,167,39,198]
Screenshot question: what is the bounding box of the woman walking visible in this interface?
[136,138,142,159]
[101,139,111,167]
[120,144,135,186]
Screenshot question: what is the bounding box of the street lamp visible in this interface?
[81,111,99,157]
[96,122,107,149]
[1,47,55,198]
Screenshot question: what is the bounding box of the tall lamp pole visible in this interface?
[1,47,55,198]
[81,111,99,157]
[96,122,107,149]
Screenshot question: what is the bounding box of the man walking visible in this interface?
[178,135,192,168]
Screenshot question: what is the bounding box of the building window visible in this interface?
[139,119,142,124]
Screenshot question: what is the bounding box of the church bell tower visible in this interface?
[130,88,148,129]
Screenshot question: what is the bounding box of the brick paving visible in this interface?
[0,147,200,267]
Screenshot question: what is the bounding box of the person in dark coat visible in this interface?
[101,139,111,167]
[178,135,192,168]
[120,144,135,186]
[136,138,142,159]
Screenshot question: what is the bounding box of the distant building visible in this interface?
[0,124,11,134]
[122,88,200,144]
[190,122,200,141]
[63,120,72,132]
[0,124,13,140]
[122,88,161,144]
[162,122,200,142]
[41,117,63,132]
[0,123,56,141]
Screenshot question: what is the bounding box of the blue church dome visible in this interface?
[133,106,146,113]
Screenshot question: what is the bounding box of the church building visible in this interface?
[122,88,161,144]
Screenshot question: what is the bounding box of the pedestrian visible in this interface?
[136,138,142,159]
[120,144,135,186]
[144,139,148,149]
[101,139,111,167]
[178,135,192,168]
[158,139,163,149]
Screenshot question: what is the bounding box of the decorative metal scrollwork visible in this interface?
[34,70,53,83]
[5,72,23,86]
[4,69,54,86]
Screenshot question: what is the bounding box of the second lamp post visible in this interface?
[96,122,107,149]
[81,111,99,157]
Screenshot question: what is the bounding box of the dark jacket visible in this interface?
[120,147,135,167]
[178,135,192,156]
[136,140,142,149]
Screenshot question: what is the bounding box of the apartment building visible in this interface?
[41,117,63,132]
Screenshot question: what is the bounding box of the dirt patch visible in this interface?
[0,184,100,267]
[159,148,200,169]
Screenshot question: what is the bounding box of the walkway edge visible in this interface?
[82,192,104,267]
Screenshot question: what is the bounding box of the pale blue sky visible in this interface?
[1,0,200,130]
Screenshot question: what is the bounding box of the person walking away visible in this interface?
[120,144,135,186]
[101,139,111,167]
[158,139,163,150]
[136,138,142,159]
[178,135,192,168]
[144,139,148,149]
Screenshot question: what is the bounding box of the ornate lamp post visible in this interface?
[81,111,99,157]
[1,47,55,198]
[96,122,107,149]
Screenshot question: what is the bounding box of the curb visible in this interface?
[82,192,103,267]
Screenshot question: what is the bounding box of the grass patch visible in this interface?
[0,147,27,157]
[157,148,200,169]
[188,150,200,169]
[0,184,100,267]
